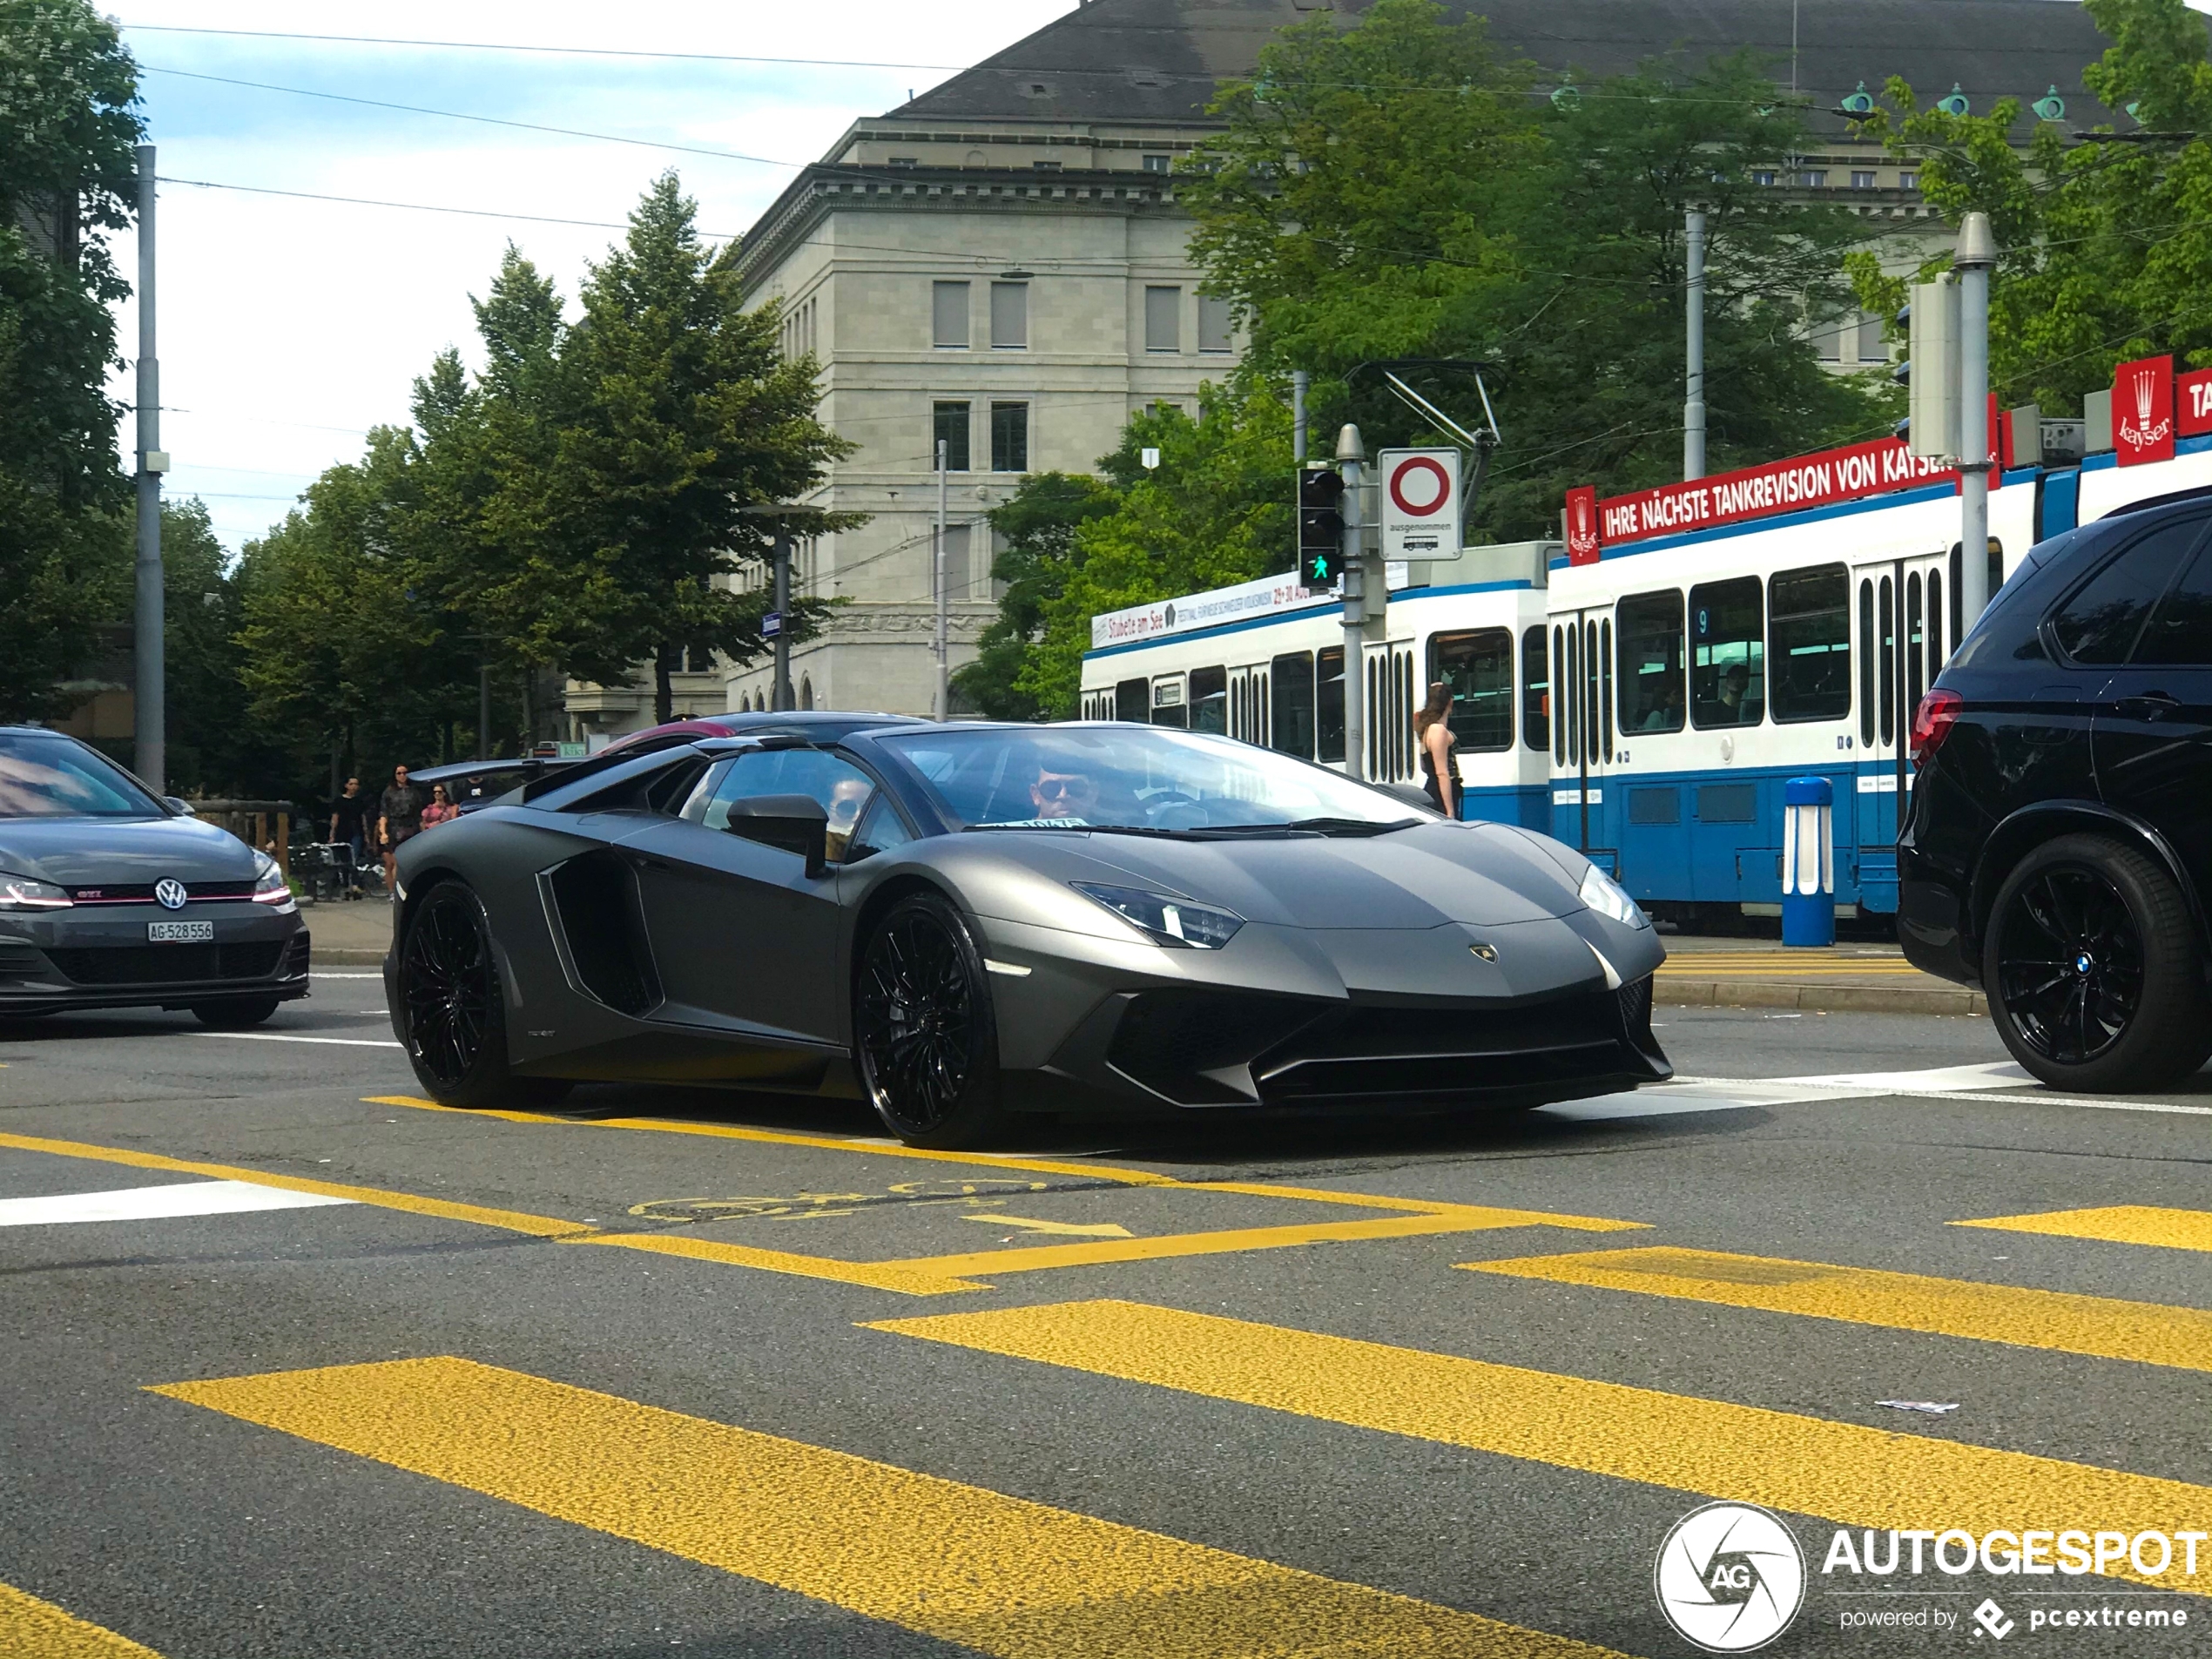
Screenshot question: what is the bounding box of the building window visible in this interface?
[1899,170,1919,191]
[1144,286,1181,352]
[1033,159,1062,172]
[938,523,971,601]
[1142,153,1170,172]
[932,401,970,471]
[1851,170,1877,189]
[1750,170,1777,187]
[932,280,968,349]
[989,281,1028,349]
[1197,293,1233,354]
[1800,169,1827,188]
[887,157,917,168]
[1814,320,1844,361]
[990,402,1028,472]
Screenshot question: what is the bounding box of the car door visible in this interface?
[618,747,880,1046]
[2082,513,2212,881]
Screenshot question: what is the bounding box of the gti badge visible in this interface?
[154,879,189,911]
[1468,941,1498,961]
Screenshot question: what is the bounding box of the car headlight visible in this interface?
[1071,882,1243,949]
[250,852,295,908]
[0,871,71,911]
[1578,863,1649,929]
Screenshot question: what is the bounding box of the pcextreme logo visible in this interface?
[1656,1502,1807,1652]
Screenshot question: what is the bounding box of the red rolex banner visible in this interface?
[2114,355,2175,466]
[1563,484,1601,564]
[1587,438,1957,549]
[2177,367,2212,439]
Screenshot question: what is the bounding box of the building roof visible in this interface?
[891,0,2136,133]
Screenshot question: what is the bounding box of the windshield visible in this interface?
[880,725,1420,834]
[0,733,166,819]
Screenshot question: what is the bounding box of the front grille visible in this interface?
[0,947,44,981]
[46,941,287,986]
[64,880,260,905]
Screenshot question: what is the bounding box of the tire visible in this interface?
[396,880,567,1109]
[1982,833,2212,1092]
[192,998,280,1029]
[853,891,1006,1148]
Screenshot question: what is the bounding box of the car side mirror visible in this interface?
[722,793,830,878]
[163,796,197,817]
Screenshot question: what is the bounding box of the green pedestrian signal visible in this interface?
[1298,466,1344,587]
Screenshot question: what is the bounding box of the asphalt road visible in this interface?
[3,974,2209,1658]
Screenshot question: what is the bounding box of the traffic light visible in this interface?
[1298,465,1344,586]
[1906,274,1960,459]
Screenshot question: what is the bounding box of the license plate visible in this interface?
[147,920,214,942]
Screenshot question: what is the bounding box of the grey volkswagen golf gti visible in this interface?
[0,727,308,1025]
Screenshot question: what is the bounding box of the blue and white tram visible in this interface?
[1078,550,1556,826]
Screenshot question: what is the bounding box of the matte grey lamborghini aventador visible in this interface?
[384,723,1670,1147]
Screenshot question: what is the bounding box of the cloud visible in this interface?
[106,0,1077,552]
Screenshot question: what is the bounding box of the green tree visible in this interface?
[158,498,287,796]
[547,173,857,721]
[0,0,140,719]
[1844,0,2212,411]
[950,471,1117,720]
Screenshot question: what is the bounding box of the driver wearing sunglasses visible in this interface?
[1029,759,1099,821]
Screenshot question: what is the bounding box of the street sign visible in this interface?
[1377,448,1462,561]
[762,611,783,638]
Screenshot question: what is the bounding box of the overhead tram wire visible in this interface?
[158,176,745,240]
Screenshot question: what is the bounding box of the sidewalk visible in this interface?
[1654,935,1984,1017]
[300,897,394,966]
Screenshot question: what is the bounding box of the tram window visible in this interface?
[1858,579,1876,745]
[1521,626,1549,752]
[1769,564,1851,723]
[1927,570,1943,676]
[1271,651,1316,759]
[1151,675,1190,729]
[1616,590,1686,734]
[1906,572,1925,712]
[1188,666,1227,734]
[1878,575,1896,744]
[1600,619,1615,759]
[1565,624,1581,766]
[1554,624,1569,765]
[1689,577,1764,729]
[1115,677,1148,723]
[1584,619,1601,760]
[1428,629,1514,752]
[1317,647,1345,761]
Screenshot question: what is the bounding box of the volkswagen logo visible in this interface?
[153,879,190,911]
[1655,1502,1805,1652]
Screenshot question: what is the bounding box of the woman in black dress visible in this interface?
[1414,680,1460,818]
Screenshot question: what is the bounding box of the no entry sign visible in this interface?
[1378,448,1461,560]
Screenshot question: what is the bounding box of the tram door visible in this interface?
[1548,605,1617,859]
[1228,664,1269,746]
[1365,639,1417,784]
[1851,552,1951,907]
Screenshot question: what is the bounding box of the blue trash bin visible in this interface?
[1782,775,1835,948]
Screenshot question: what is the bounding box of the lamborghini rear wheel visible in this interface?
[854,891,1005,1149]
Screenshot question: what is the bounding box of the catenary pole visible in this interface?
[772,527,792,711]
[1291,369,1308,464]
[1338,423,1366,782]
[934,438,949,721]
[1683,208,1706,482]
[1955,212,1997,627]
[477,663,490,759]
[133,144,165,792]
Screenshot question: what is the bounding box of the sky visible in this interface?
[104,2,1080,555]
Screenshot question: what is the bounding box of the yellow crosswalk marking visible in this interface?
[0,1581,162,1657]
[1956,1206,2212,1255]
[1460,1246,2212,1372]
[152,1357,1623,1659]
[873,1300,2212,1594]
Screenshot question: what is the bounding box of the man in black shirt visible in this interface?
[377,765,424,895]
[328,777,368,895]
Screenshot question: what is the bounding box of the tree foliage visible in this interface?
[1844,0,2212,409]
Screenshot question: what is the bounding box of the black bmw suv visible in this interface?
[1900,486,2212,1092]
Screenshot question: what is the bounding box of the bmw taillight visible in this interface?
[1909,688,1963,764]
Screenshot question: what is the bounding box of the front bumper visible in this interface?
[0,906,310,1015]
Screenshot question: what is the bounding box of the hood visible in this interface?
[1007,820,1582,929]
[0,815,260,887]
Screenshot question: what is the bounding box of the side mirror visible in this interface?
[163,796,197,817]
[722,793,830,878]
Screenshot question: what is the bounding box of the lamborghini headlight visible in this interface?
[1072,882,1243,949]
[1578,863,1648,929]
[0,870,71,911]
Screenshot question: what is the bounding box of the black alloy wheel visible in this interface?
[398,882,567,1109]
[854,891,1004,1148]
[1984,833,2212,1092]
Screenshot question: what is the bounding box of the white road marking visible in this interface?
[1759,1061,2037,1092]
[0,1179,355,1226]
[312,971,384,979]
[192,1032,403,1049]
[1557,1062,2211,1122]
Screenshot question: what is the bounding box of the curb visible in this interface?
[1656,977,1986,1017]
[314,948,388,967]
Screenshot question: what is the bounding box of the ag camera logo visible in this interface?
[1655,1502,1806,1652]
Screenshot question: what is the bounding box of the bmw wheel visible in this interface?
[1984,834,2212,1092]
[398,881,569,1109]
[853,891,1006,1149]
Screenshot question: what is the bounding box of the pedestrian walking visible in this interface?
[328,776,369,896]
[376,764,424,895]
[420,784,459,830]
[1415,680,1461,819]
